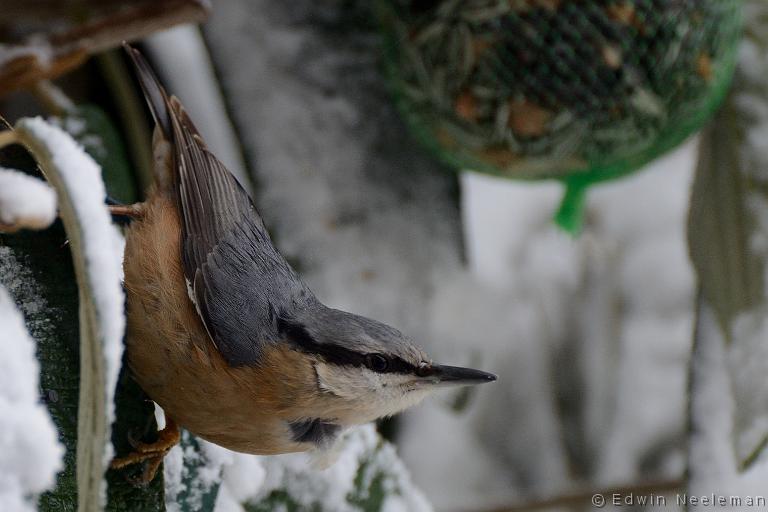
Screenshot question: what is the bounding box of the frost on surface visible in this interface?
[0,167,57,233]
[0,270,64,512]
[207,426,430,512]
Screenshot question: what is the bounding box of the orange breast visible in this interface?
[122,190,317,454]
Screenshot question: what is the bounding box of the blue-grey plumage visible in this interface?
[112,45,496,482]
[127,43,311,366]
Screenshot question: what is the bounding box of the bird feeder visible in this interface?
[378,0,743,232]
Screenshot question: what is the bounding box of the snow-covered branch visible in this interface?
[9,118,126,512]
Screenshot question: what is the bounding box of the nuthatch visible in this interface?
[110,45,496,482]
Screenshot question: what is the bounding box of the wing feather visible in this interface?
[127,45,312,367]
[170,105,312,366]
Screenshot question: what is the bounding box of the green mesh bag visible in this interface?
[378,0,742,232]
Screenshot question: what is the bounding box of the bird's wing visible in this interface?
[169,103,311,366]
[126,44,309,366]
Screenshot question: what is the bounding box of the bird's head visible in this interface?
[277,306,496,425]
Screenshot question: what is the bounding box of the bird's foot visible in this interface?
[110,417,180,485]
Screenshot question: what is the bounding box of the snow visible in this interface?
[163,443,185,512]
[198,442,235,495]
[211,425,431,512]
[13,116,125,509]
[0,167,57,232]
[461,174,567,284]
[0,247,49,325]
[728,191,768,465]
[0,281,64,512]
[729,310,768,463]
[688,302,768,502]
[167,425,433,511]
[399,141,697,509]
[164,432,233,512]
[589,144,695,486]
[50,114,108,164]
[14,117,125,431]
[214,449,265,504]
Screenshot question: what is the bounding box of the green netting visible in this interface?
[378,0,743,232]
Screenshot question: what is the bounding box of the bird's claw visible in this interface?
[126,427,142,451]
[122,454,164,487]
[110,418,180,485]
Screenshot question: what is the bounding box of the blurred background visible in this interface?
[2,1,768,511]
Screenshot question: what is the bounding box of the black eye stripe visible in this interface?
[277,316,419,374]
[382,356,418,374]
[366,354,388,372]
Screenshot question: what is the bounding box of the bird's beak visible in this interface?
[418,364,497,388]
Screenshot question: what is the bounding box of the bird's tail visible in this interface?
[123,43,172,139]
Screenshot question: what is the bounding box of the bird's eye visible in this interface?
[366,354,389,372]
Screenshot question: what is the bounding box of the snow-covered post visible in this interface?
[2,119,125,512]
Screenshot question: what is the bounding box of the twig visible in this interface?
[0,0,210,96]
[473,478,684,512]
